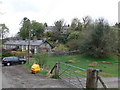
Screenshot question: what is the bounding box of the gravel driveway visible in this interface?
[2,65,73,88]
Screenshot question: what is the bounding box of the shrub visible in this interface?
[2,52,13,57]
[66,39,81,51]
[11,51,28,58]
[54,44,68,52]
[67,31,81,40]
[33,52,49,67]
[17,48,22,52]
[23,50,28,52]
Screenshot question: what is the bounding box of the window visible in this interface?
[13,57,18,61]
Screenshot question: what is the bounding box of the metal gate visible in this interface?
[50,62,108,89]
[59,62,87,88]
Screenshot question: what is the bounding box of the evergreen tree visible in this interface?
[80,19,113,58]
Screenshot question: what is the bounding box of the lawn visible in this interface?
[24,54,119,77]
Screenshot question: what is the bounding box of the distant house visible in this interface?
[3,40,52,54]
[44,26,54,33]
[44,26,69,33]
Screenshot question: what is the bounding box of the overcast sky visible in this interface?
[0,0,119,37]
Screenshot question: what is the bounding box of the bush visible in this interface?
[67,31,81,40]
[2,52,13,57]
[33,52,49,67]
[11,51,28,58]
[17,48,22,52]
[23,50,28,52]
[54,44,68,52]
[66,39,81,51]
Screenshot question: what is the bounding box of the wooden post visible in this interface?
[55,62,60,79]
[98,76,108,89]
[86,68,99,89]
[50,63,57,74]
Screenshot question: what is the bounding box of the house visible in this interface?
[3,40,52,54]
[44,25,69,33]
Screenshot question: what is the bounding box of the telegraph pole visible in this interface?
[19,17,31,64]
[28,23,30,64]
[27,18,31,64]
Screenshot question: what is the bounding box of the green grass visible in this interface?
[23,61,48,77]
[24,54,119,77]
[45,55,119,77]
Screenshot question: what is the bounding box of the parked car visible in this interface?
[0,57,3,61]
[2,56,27,66]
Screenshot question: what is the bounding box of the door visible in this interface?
[13,57,19,64]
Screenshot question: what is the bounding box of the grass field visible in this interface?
[24,54,119,77]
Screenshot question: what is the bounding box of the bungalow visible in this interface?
[3,40,52,54]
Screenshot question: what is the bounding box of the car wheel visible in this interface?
[7,62,11,66]
[21,61,24,64]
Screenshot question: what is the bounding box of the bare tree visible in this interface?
[0,24,9,39]
[54,19,64,32]
[82,16,92,29]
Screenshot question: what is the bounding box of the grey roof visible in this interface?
[4,40,44,46]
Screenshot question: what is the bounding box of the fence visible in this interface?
[50,62,108,89]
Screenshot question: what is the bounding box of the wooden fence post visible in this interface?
[86,68,99,89]
[98,76,108,89]
[55,62,60,78]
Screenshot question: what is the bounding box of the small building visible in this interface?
[3,40,52,54]
[44,26,69,33]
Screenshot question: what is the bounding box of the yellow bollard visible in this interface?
[31,64,40,74]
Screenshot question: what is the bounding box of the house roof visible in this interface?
[4,40,44,46]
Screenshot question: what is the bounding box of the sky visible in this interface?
[0,0,119,37]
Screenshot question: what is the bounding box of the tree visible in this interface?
[0,24,9,39]
[18,17,45,40]
[54,19,64,32]
[18,17,31,40]
[82,16,92,29]
[44,22,48,27]
[31,20,45,40]
[66,39,81,51]
[50,19,65,43]
[66,31,84,51]
[80,18,113,58]
[115,23,120,54]
[67,31,81,40]
[69,18,82,32]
